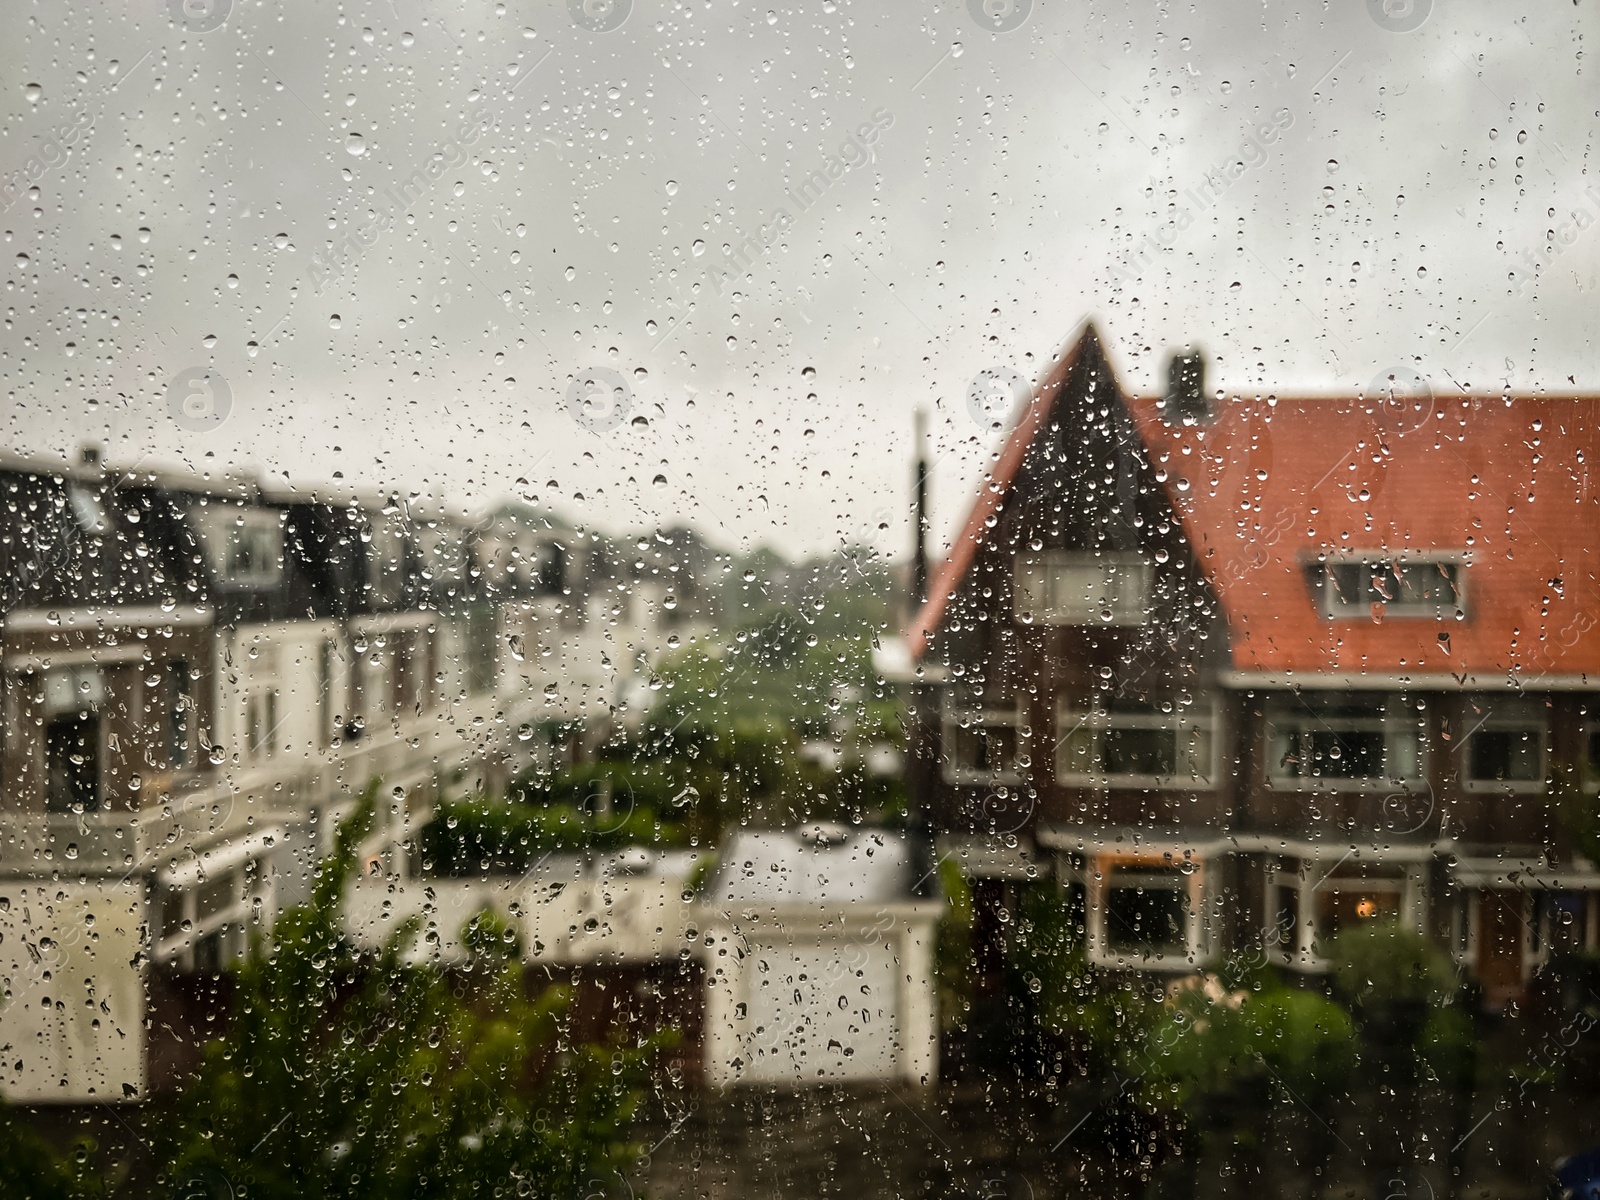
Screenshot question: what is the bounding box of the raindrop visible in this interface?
[329,314,341,329]
[23,83,42,104]
[665,180,679,196]
[345,132,366,156]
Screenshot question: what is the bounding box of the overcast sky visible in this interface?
[2,0,1594,559]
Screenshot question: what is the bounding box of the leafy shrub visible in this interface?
[935,857,975,1035]
[1326,917,1456,1010]
[1417,1006,1477,1088]
[150,783,664,1200]
[423,796,690,875]
[1136,978,1357,1118]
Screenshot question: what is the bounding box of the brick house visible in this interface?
[888,324,1600,1007]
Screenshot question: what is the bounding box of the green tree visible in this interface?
[153,782,659,1200]
[0,1106,103,1200]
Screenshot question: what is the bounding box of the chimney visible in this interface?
[911,408,929,610]
[1164,350,1210,424]
[79,443,102,471]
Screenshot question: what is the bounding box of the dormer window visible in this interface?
[1321,555,1464,619]
[193,505,284,589]
[1014,552,1151,626]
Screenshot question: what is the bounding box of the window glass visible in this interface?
[192,505,285,588]
[1104,871,1190,956]
[1014,553,1151,625]
[3,2,1592,1195]
[1325,557,1465,617]
[1269,693,1425,789]
[1057,699,1215,785]
[941,698,1027,784]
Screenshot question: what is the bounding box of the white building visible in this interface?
[697,826,943,1088]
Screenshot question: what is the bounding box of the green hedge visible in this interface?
[422,797,690,876]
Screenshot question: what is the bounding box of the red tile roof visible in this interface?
[910,327,1600,682]
[1129,391,1600,681]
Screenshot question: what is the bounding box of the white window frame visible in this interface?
[193,505,285,589]
[1013,552,1152,627]
[1447,888,1477,967]
[1320,551,1468,620]
[1460,700,1548,794]
[1264,860,1425,972]
[1087,856,1208,971]
[154,858,271,972]
[940,696,1029,786]
[365,516,409,601]
[1581,713,1600,794]
[1267,692,1427,793]
[1054,698,1219,789]
[245,687,280,762]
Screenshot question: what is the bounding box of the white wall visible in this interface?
[699,902,942,1089]
[0,881,146,1103]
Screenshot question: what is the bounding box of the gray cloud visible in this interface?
[1,0,1593,559]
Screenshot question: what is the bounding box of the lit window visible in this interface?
[1268,864,1417,966]
[1312,882,1404,951]
[1013,552,1151,626]
[1322,556,1464,618]
[1268,692,1425,791]
[1055,699,1216,787]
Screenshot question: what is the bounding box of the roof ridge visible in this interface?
[904,320,1113,659]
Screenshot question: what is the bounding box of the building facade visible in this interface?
[0,456,613,1101]
[891,326,1600,1008]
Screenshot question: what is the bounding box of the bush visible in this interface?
[935,858,975,1035]
[1418,1006,1477,1088]
[151,784,665,1200]
[1137,977,1357,1119]
[423,795,691,875]
[1326,917,1456,1010]
[1005,881,1164,1081]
